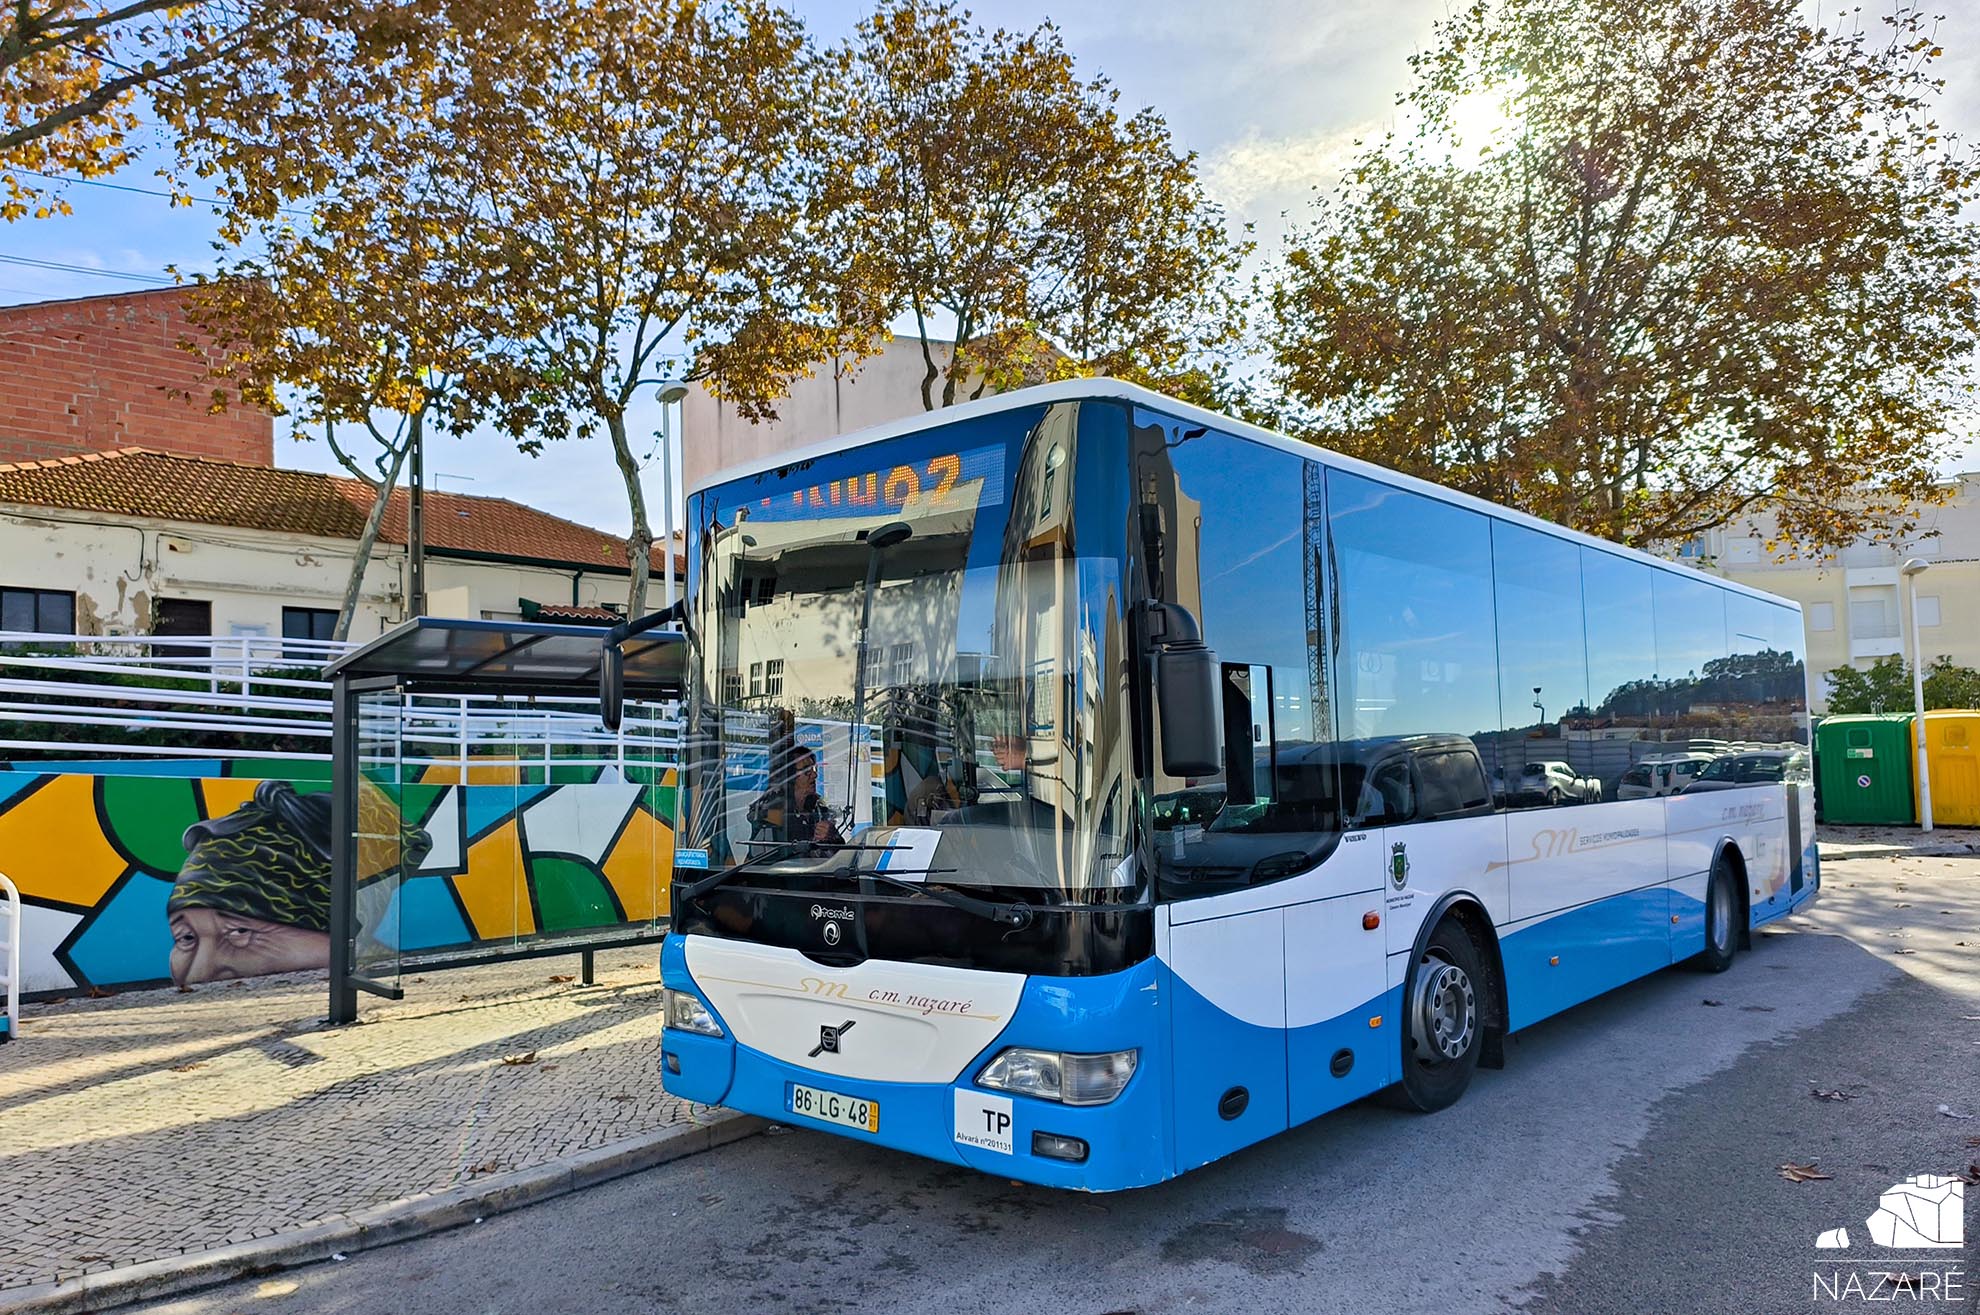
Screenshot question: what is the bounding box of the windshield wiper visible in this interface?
[674,853,805,903]
[674,852,1034,928]
[840,866,1035,929]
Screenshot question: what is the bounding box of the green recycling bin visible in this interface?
[1815,713,1916,824]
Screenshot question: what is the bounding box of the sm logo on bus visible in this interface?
[797,977,850,1000]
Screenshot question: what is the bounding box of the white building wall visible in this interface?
[0,504,651,639]
[1696,472,1980,711]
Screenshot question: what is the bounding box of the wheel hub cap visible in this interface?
[1410,956,1476,1062]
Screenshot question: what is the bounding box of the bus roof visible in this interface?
[689,377,1800,612]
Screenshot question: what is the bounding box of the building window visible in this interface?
[1,587,76,636]
[765,658,784,697]
[1916,595,1941,628]
[749,661,763,698]
[722,672,743,703]
[886,642,915,686]
[152,598,212,636]
[282,607,339,644]
[1846,586,1899,640]
[1807,602,1835,632]
[754,577,776,607]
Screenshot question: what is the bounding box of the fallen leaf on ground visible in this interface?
[169,1062,205,1073]
[1951,1164,1980,1185]
[1811,1088,1855,1101]
[538,1064,559,1073]
[1741,1005,1777,1013]
[1937,1104,1975,1120]
[1894,948,1917,955]
[85,987,112,999]
[1702,998,1724,1007]
[175,985,192,994]
[75,1254,106,1262]
[1779,1162,1833,1183]
[1896,903,1912,908]
[610,1093,636,1102]
[467,1159,506,1175]
[1963,1135,1980,1148]
[500,1051,539,1066]
[547,974,575,983]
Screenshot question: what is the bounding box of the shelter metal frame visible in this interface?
[324,617,686,1024]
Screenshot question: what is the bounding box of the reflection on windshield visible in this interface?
[683,403,1136,898]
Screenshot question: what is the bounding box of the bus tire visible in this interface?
[1690,852,1740,974]
[1383,917,1485,1113]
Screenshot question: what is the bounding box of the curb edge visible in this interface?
[0,1114,765,1315]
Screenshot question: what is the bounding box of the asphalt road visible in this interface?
[141,855,1980,1315]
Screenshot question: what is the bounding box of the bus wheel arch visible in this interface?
[1383,895,1508,1112]
[1695,840,1750,969]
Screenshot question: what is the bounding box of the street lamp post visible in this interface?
[656,381,689,613]
[1900,557,1934,832]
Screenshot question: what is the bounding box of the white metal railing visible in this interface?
[0,872,18,1043]
[0,630,683,771]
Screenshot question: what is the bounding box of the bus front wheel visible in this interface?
[1384,918,1485,1113]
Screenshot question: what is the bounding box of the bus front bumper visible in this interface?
[659,938,1173,1192]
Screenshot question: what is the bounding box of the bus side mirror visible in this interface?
[1158,645,1223,776]
[600,643,625,732]
[1145,602,1222,777]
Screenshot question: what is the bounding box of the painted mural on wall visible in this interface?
[0,767,676,995]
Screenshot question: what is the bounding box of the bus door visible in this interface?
[1284,822,1392,1121]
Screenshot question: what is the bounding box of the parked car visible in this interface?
[1513,760,1601,805]
[1616,753,1717,800]
[1677,749,1812,793]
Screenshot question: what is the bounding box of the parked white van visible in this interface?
[1616,753,1717,799]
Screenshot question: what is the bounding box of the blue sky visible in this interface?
[5,0,1978,534]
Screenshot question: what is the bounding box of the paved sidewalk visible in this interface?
[1815,820,1980,859]
[0,949,712,1295]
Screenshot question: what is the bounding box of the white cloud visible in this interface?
[1202,121,1379,216]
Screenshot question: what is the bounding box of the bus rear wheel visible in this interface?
[1384,918,1485,1113]
[1690,852,1740,973]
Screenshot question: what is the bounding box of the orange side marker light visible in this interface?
[1362,911,1381,930]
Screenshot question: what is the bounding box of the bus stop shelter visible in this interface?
[322,617,686,1024]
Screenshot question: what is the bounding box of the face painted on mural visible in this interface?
[169,908,330,985]
[163,779,431,989]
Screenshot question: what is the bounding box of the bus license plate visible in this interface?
[788,1083,880,1134]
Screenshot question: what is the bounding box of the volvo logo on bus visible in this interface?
[810,1019,856,1057]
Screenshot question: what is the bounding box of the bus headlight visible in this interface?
[664,989,723,1037]
[976,1048,1137,1105]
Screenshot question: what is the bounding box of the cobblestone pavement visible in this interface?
[0,949,700,1292]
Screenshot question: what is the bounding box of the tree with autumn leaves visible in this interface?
[137,0,1250,619]
[833,1,1250,410]
[1265,0,1980,558]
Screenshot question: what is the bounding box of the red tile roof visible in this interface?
[0,447,683,574]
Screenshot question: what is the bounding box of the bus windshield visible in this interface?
[679,401,1139,901]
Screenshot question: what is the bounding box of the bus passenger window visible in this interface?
[1417,750,1491,821]
[1360,757,1415,826]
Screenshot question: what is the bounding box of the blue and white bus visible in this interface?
[658,380,1817,1190]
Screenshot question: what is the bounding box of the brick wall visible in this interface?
[0,288,273,466]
